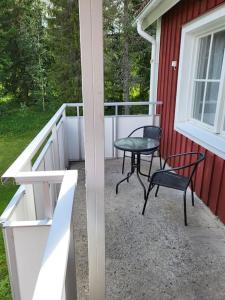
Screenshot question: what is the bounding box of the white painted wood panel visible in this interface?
[32,171,77,300]
[13,224,50,300]
[65,115,160,160]
[66,117,80,161]
[104,117,114,158]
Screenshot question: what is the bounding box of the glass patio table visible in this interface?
[114,137,159,200]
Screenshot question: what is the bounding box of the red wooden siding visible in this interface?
[157,0,225,223]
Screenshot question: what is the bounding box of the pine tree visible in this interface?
[47,0,82,105]
[104,0,152,113]
[0,0,50,110]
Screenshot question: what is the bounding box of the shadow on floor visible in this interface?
[71,159,225,300]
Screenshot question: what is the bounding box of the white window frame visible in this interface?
[175,4,225,159]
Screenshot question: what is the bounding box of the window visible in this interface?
[192,30,225,129]
[175,5,225,159]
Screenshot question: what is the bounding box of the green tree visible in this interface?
[0,0,50,110]
[47,0,82,105]
[104,0,152,110]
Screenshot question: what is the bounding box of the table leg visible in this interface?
[127,152,135,183]
[136,154,147,200]
[116,153,135,194]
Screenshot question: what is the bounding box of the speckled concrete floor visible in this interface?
[71,159,225,300]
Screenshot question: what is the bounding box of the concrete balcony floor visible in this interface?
[71,159,225,300]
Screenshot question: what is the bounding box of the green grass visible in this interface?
[0,108,54,299]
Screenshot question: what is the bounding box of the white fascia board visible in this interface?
[134,0,181,29]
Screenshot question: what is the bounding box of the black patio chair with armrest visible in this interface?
[142,152,205,226]
[122,125,162,179]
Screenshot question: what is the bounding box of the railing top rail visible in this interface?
[14,170,67,184]
[32,170,77,300]
[104,101,163,106]
[2,101,162,180]
[0,186,25,225]
[66,101,163,107]
[2,104,66,180]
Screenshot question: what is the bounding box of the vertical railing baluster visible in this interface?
[43,182,53,219]
[77,105,82,161]
[23,161,36,220]
[62,109,69,169]
[52,125,60,170]
[115,105,118,158]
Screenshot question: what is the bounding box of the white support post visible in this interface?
[78,1,105,299]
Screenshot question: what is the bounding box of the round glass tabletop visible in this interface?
[114,137,159,153]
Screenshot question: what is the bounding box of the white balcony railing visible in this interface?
[0,101,162,300]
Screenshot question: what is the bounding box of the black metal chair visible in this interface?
[122,126,162,179]
[142,152,205,226]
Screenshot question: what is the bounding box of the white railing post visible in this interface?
[2,227,20,300]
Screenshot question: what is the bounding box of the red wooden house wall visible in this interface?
[157,0,225,223]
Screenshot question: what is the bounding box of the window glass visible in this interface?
[196,35,211,79]
[193,82,205,121]
[203,82,219,125]
[208,30,225,79]
[192,30,225,127]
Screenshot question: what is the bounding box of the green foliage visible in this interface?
[0,0,151,108]
[46,0,82,105]
[0,0,51,110]
[0,1,154,297]
[104,0,152,102]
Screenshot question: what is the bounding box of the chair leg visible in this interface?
[148,154,154,181]
[155,185,159,197]
[183,191,187,226]
[159,149,162,169]
[142,182,154,215]
[191,180,195,206]
[122,151,125,174]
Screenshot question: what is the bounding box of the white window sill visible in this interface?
[175,122,225,159]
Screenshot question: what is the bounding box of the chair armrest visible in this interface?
[163,152,203,168]
[153,163,193,178]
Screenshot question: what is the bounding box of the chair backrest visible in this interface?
[143,126,162,140]
[178,152,205,183]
